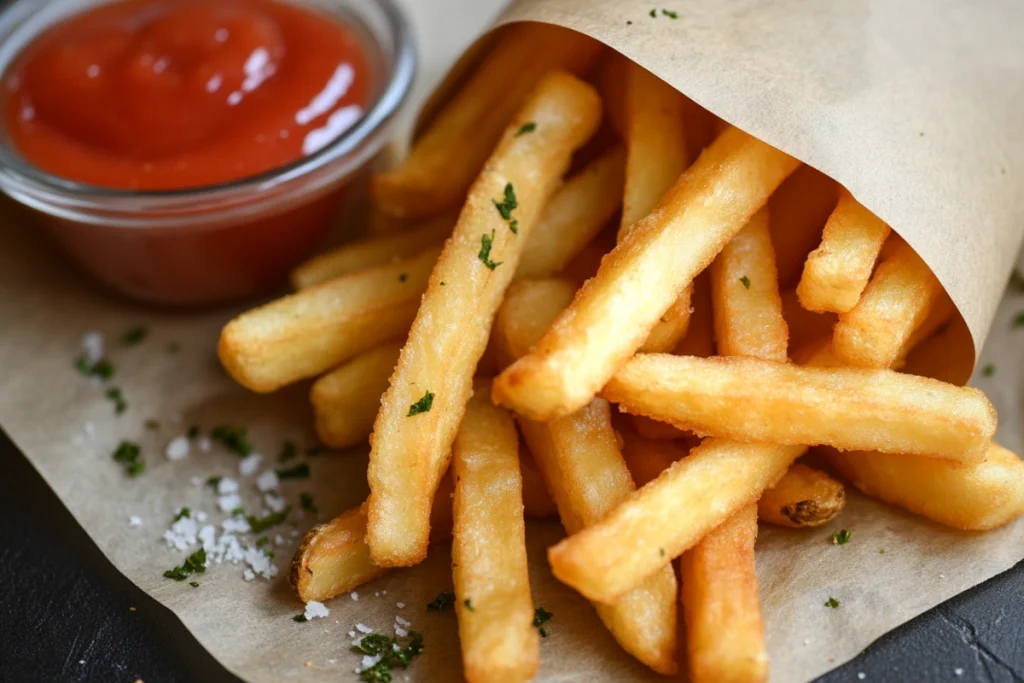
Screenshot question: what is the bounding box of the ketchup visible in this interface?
[3,0,371,190]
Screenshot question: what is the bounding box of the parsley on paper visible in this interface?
[144,419,160,431]
[1013,312,1024,328]
[515,121,536,137]
[982,363,996,377]
[189,581,200,588]
[75,355,115,381]
[478,230,503,270]
[825,596,840,609]
[533,607,553,637]
[256,536,270,548]
[164,548,206,581]
[121,326,147,345]
[105,387,127,414]
[740,275,751,289]
[831,529,852,545]
[493,183,519,234]
[662,9,679,18]
[211,424,253,456]
[205,476,222,489]
[300,492,317,513]
[649,8,656,17]
[355,631,424,682]
[276,463,310,480]
[427,591,455,611]
[112,441,144,477]
[173,507,191,522]
[292,613,308,623]
[408,391,435,417]
[247,507,291,533]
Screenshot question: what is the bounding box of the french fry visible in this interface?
[709,208,787,361]
[548,438,803,604]
[757,463,846,528]
[604,354,995,463]
[370,24,601,220]
[620,432,690,486]
[452,381,538,683]
[894,291,955,368]
[825,442,1024,531]
[219,247,440,393]
[311,343,401,449]
[291,214,454,289]
[768,165,839,287]
[681,505,768,683]
[621,63,693,352]
[516,145,626,281]
[495,278,678,674]
[831,238,944,368]
[674,271,715,357]
[291,460,555,603]
[780,289,836,358]
[901,311,974,385]
[367,72,602,567]
[493,127,800,420]
[796,189,891,313]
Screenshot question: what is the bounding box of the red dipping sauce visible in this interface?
[0,0,413,304]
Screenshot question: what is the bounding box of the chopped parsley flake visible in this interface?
[533,607,553,637]
[211,424,253,456]
[492,182,519,234]
[478,230,502,270]
[399,273,408,282]
[231,507,246,517]
[879,548,887,555]
[662,8,679,18]
[1013,312,1024,328]
[276,463,310,480]
[173,507,191,522]
[105,387,127,414]
[205,476,222,489]
[189,581,200,588]
[112,441,144,477]
[825,596,840,609]
[186,425,200,440]
[300,492,317,513]
[256,536,270,548]
[407,391,435,417]
[515,121,536,137]
[831,529,852,545]
[164,548,206,581]
[427,591,455,611]
[354,631,424,682]
[292,613,308,623]
[982,363,996,377]
[75,355,115,381]
[278,440,297,462]
[247,506,291,533]
[121,326,147,345]
[740,275,751,289]
[144,419,160,431]
[649,8,656,17]
[463,598,474,611]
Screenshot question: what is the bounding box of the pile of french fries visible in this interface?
[218,24,1024,683]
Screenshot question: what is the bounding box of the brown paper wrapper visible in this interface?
[1,2,1022,683]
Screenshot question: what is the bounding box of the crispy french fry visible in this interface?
[367,72,602,567]
[291,214,454,289]
[709,208,787,361]
[548,438,802,604]
[681,505,768,683]
[901,311,974,385]
[769,165,839,287]
[495,278,678,674]
[796,190,891,313]
[757,463,845,528]
[291,461,555,603]
[832,239,944,368]
[452,381,538,683]
[620,432,690,487]
[674,271,715,357]
[894,291,955,368]
[516,145,626,281]
[604,354,995,463]
[826,442,1024,531]
[311,343,401,449]
[219,247,440,393]
[780,289,836,358]
[494,128,800,420]
[371,24,601,220]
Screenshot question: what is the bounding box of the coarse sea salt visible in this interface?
[165,436,190,461]
[239,453,263,476]
[304,601,329,620]
[256,469,279,492]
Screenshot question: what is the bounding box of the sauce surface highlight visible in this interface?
[3,0,371,190]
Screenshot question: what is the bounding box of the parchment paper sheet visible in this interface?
[1,1,1023,682]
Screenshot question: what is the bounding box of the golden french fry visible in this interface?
[311,343,401,449]
[674,271,715,357]
[494,128,800,420]
[681,505,768,683]
[371,24,601,220]
[291,462,555,603]
[894,291,955,368]
[452,381,538,683]
[780,288,836,358]
[769,165,839,287]
[495,278,678,674]
[548,438,802,604]
[831,239,944,368]
[620,432,690,486]
[605,354,995,463]
[757,463,846,528]
[709,208,788,361]
[796,189,891,313]
[901,311,974,385]
[219,247,439,393]
[291,214,455,290]
[826,442,1024,531]
[516,145,626,281]
[367,72,602,567]
[641,287,693,353]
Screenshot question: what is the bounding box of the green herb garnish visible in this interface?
[121,326,147,345]
[1013,312,1024,328]
[478,230,503,270]
[189,581,200,588]
[355,631,424,682]
[515,122,536,137]
[300,492,317,513]
[276,463,310,480]
[533,607,553,637]
[247,506,292,533]
[982,363,996,377]
[144,419,160,431]
[112,441,144,477]
[105,387,127,414]
[879,548,887,555]
[293,613,308,623]
[231,507,246,517]
[825,596,840,609]
[427,591,455,611]
[278,440,297,462]
[256,536,270,547]
[163,548,206,581]
[75,355,115,381]
[173,507,191,522]
[662,8,679,18]
[649,8,657,17]
[831,529,852,545]
[492,182,519,234]
[205,476,222,489]
[740,275,751,289]
[211,424,253,456]
[407,391,435,417]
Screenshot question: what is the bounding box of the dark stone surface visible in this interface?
[0,426,1021,683]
